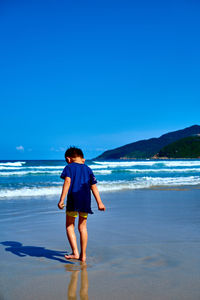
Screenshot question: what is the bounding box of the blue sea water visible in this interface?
[0,159,200,198]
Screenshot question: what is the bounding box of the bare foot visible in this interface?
[64,253,79,260]
[79,255,86,262]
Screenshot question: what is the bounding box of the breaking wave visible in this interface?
[0,161,26,167]
[1,159,200,198]
[1,176,200,198]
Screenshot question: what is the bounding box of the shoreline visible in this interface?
[1,183,200,201]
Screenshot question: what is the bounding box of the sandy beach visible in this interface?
[1,188,200,299]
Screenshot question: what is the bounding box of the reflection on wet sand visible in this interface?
[65,263,89,300]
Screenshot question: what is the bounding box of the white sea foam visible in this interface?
[92,160,200,168]
[0,161,26,167]
[1,176,200,198]
[93,170,112,175]
[124,168,200,173]
[1,167,199,177]
[97,176,200,191]
[93,161,158,167]
[162,161,200,167]
[137,176,200,186]
[0,186,62,198]
[89,164,109,169]
[97,180,145,191]
[0,165,64,171]
[27,166,64,170]
[0,166,23,170]
[0,170,61,176]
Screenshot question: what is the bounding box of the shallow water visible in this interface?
[1,189,200,299]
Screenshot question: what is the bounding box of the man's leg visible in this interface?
[65,215,79,259]
[78,215,88,262]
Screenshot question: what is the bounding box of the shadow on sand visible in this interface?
[0,241,72,264]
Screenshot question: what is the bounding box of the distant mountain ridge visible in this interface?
[95,125,200,160]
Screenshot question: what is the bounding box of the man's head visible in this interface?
[65,147,84,163]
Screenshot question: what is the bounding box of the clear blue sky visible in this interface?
[0,0,200,159]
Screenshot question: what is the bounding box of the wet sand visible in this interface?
[0,189,200,299]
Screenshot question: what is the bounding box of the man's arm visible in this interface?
[58,177,71,209]
[91,184,106,211]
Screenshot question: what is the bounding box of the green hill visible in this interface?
[157,135,200,158]
[95,125,200,160]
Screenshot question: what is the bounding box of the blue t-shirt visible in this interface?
[60,163,97,214]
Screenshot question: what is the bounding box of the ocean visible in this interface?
[1,159,200,198]
[1,160,200,300]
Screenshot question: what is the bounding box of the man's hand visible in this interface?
[58,201,65,209]
[98,202,106,211]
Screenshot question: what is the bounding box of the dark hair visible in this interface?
[65,147,84,160]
